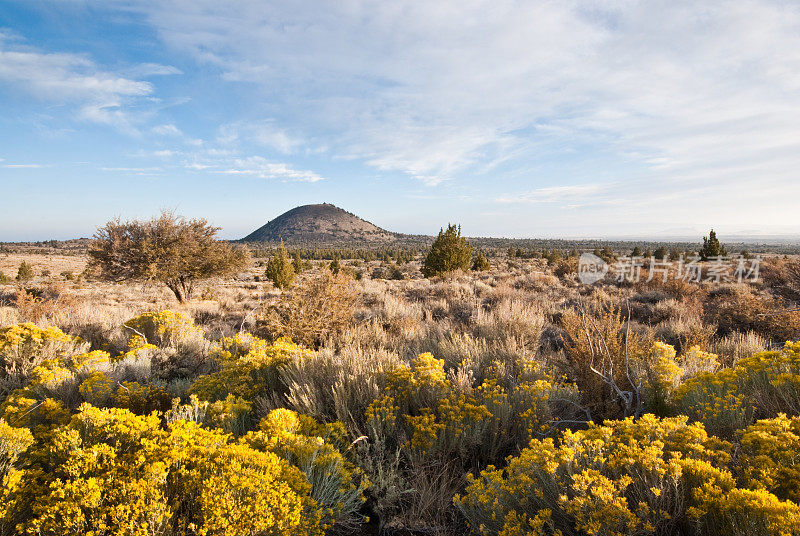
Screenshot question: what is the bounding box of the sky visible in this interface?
[1,0,800,241]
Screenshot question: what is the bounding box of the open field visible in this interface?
[3,244,800,535]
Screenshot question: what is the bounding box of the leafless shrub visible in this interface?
[259,268,358,348]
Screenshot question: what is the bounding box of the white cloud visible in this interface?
[0,40,156,132]
[219,156,324,182]
[2,163,48,168]
[152,124,182,136]
[496,185,604,204]
[114,0,800,197]
[217,121,302,154]
[123,62,182,77]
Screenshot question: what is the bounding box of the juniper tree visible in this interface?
[700,229,727,260]
[472,251,491,271]
[15,261,33,282]
[265,239,296,289]
[422,224,473,277]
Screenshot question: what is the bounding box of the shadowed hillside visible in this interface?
[241,203,396,243]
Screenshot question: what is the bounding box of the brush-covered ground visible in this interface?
[2,250,800,536]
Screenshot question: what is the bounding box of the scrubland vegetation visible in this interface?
[2,228,800,535]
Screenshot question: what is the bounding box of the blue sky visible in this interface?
[1,1,800,241]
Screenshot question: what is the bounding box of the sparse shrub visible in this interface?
[12,286,83,324]
[710,331,767,366]
[654,314,716,354]
[123,310,206,350]
[265,240,296,289]
[260,268,357,348]
[280,345,400,431]
[329,256,341,274]
[199,287,216,301]
[0,323,87,399]
[292,252,306,274]
[704,284,800,342]
[474,299,545,354]
[560,299,651,420]
[0,272,8,284]
[388,263,404,280]
[422,224,473,277]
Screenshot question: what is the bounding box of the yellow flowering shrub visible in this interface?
[189,337,313,405]
[368,353,582,465]
[0,419,33,535]
[738,414,800,502]
[18,404,172,536]
[167,419,322,536]
[77,371,116,407]
[244,409,366,531]
[205,394,253,435]
[0,323,86,395]
[680,345,720,378]
[456,415,736,536]
[123,310,204,349]
[0,393,70,430]
[643,342,683,415]
[675,342,800,436]
[1,404,324,536]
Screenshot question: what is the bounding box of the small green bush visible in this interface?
[15,262,33,282]
[422,224,473,277]
[265,240,296,289]
[472,251,490,271]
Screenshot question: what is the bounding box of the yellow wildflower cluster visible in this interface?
[0,323,85,380]
[244,408,366,531]
[0,419,33,534]
[123,310,204,349]
[366,353,578,467]
[190,336,314,404]
[675,342,800,435]
[739,414,800,503]
[1,404,326,536]
[642,342,684,414]
[456,414,800,536]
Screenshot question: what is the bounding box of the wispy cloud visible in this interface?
[122,62,182,77]
[152,124,182,136]
[3,163,48,168]
[121,0,800,195]
[218,156,323,182]
[216,121,303,155]
[0,38,158,133]
[496,185,604,204]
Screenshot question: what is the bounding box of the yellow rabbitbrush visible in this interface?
[455,414,800,536]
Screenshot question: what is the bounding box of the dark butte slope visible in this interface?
[241,203,396,243]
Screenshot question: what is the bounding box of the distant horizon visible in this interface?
[2,2,800,241]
